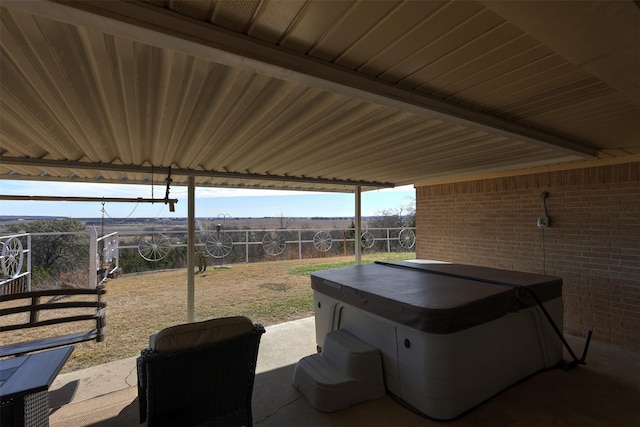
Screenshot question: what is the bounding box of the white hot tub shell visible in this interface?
[311,260,564,420]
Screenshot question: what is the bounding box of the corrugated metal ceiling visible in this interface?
[1,0,638,193]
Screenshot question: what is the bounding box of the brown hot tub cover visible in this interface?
[310,261,562,334]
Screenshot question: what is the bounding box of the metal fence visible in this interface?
[0,232,31,294]
[120,226,416,263]
[0,226,415,291]
[0,229,121,293]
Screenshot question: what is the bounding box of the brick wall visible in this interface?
[415,161,640,350]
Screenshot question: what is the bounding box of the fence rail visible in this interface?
[0,226,415,291]
[118,227,416,263]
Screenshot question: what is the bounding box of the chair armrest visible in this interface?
[136,349,155,424]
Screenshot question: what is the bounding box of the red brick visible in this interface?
[416,161,640,351]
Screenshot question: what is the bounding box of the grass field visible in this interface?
[2,252,414,373]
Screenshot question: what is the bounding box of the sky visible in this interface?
[0,180,415,219]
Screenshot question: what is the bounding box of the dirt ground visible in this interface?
[67,257,322,372]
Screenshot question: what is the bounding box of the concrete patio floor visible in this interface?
[48,316,639,426]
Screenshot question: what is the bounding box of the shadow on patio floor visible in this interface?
[49,317,640,426]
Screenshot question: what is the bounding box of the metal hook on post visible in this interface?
[164,167,175,212]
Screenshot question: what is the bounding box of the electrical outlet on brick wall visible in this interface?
[537,216,550,228]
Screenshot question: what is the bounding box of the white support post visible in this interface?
[387,228,391,252]
[187,177,195,323]
[355,186,362,265]
[89,228,97,289]
[26,234,32,292]
[114,234,120,273]
[245,231,249,263]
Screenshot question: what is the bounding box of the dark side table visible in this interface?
[0,346,74,427]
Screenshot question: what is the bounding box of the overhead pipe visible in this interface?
[0,195,178,205]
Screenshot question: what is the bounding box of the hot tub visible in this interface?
[311,260,563,420]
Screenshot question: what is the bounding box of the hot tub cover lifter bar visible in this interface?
[375,261,593,370]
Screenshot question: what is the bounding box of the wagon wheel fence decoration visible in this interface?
[262,231,287,256]
[1,237,24,278]
[360,231,375,249]
[138,233,171,262]
[313,231,333,252]
[205,230,234,259]
[398,228,416,249]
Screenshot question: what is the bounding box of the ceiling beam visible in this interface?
[0,156,395,189]
[480,0,640,104]
[5,0,599,159]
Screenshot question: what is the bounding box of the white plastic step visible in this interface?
[292,329,385,412]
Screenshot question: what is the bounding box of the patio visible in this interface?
[1,4,638,413]
[47,316,639,426]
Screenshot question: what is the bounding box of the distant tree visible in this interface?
[369,208,406,229]
[9,219,89,286]
[406,197,416,227]
[276,213,295,229]
[347,219,356,236]
[344,219,356,253]
[369,198,416,229]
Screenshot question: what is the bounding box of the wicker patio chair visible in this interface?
[137,316,266,427]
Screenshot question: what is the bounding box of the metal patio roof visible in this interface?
[1,0,639,194]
